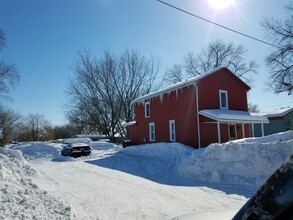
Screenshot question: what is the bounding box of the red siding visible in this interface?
[128,68,250,148]
[197,69,248,111]
[128,86,199,147]
[197,69,250,146]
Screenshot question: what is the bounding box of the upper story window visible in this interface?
[145,101,150,118]
[219,90,228,109]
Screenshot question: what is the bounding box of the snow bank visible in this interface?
[91,141,117,150]
[10,142,61,160]
[122,132,293,187]
[4,131,293,200]
[9,141,120,162]
[122,142,193,159]
[179,131,293,186]
[233,131,293,143]
[51,142,120,162]
[0,148,71,219]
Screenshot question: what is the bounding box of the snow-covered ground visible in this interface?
[0,148,71,220]
[1,131,293,219]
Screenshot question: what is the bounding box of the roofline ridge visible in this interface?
[131,66,231,104]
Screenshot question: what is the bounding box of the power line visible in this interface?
[260,101,292,110]
[155,0,281,49]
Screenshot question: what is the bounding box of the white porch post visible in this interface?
[261,123,264,137]
[217,122,221,143]
[242,123,245,138]
[251,123,255,137]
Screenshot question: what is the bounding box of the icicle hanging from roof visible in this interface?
[131,67,228,105]
[159,93,164,103]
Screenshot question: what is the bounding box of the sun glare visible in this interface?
[207,0,234,10]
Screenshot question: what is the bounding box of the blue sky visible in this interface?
[0,0,292,125]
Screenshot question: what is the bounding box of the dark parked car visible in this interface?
[61,143,92,157]
[122,139,132,148]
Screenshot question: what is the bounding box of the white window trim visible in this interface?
[219,90,228,109]
[169,120,176,141]
[149,122,155,142]
[145,101,150,118]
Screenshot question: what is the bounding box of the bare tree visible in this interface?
[19,114,50,141]
[166,40,257,84]
[0,105,21,147]
[185,40,257,82]
[113,49,160,137]
[66,105,95,135]
[67,51,121,141]
[53,124,78,139]
[164,64,184,84]
[67,50,161,141]
[0,28,19,101]
[262,2,293,94]
[248,103,260,113]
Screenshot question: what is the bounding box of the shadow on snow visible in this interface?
[85,151,256,198]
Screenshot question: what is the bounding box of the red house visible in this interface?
[126,67,268,148]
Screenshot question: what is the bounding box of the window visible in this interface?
[169,120,176,141]
[219,90,228,109]
[149,122,155,142]
[145,101,150,118]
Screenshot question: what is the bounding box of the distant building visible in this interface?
[126,67,268,148]
[254,107,293,137]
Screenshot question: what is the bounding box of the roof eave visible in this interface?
[199,110,269,124]
[131,67,251,105]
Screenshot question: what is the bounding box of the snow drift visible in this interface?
[6,131,293,188]
[10,142,61,160]
[121,131,293,186]
[0,148,71,220]
[1,131,293,219]
[9,141,121,163]
[179,131,293,186]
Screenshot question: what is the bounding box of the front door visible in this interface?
[228,124,237,140]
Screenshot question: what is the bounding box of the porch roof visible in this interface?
[199,109,269,124]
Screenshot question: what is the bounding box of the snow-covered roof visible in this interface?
[262,107,293,118]
[199,109,269,124]
[131,67,249,105]
[124,121,136,127]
